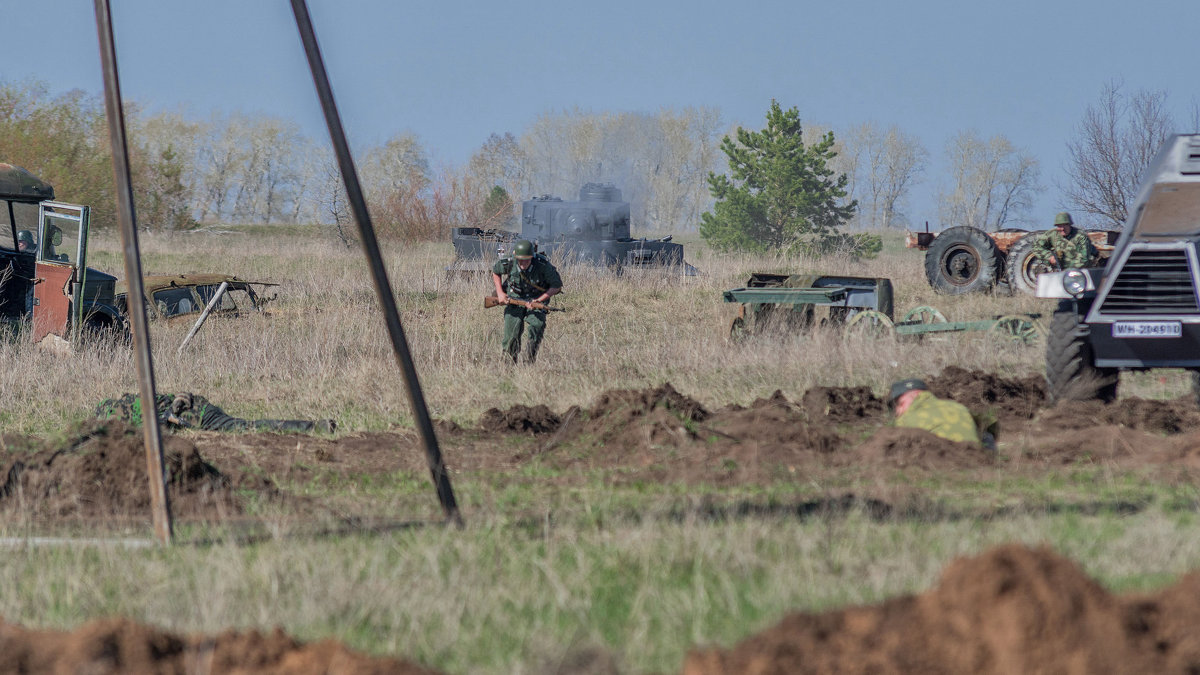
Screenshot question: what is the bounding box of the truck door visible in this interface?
[32,202,89,342]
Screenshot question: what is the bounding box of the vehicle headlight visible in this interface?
[1062,269,1088,298]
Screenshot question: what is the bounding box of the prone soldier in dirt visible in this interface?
[1034,212,1098,270]
[95,392,336,433]
[888,379,984,445]
[491,239,562,363]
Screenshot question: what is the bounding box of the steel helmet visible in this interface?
[888,378,928,404]
[1053,212,1074,227]
[16,229,34,246]
[512,239,534,259]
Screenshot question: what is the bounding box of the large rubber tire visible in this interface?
[1045,302,1118,403]
[1006,231,1053,296]
[924,226,1003,295]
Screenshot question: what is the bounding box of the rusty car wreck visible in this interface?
[116,274,278,323]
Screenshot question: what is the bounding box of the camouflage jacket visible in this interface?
[95,392,327,433]
[95,392,223,429]
[895,391,981,444]
[492,255,563,300]
[1033,227,1097,269]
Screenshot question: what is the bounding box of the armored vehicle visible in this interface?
[450,183,694,274]
[0,163,124,341]
[1037,134,1200,401]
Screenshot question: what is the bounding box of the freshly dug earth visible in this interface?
[0,618,439,674]
[683,544,1200,674]
[3,544,1199,674]
[5,368,1200,519]
[0,420,277,521]
[6,368,1200,673]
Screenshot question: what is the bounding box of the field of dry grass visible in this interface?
[3,226,1199,674]
[12,225,1175,434]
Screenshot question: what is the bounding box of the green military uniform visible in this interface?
[1034,227,1097,269]
[492,254,563,363]
[95,392,334,433]
[894,391,981,444]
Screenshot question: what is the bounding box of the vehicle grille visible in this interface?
[1099,249,1199,315]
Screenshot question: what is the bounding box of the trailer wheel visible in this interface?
[1006,232,1052,295]
[844,310,894,338]
[902,306,948,325]
[989,315,1040,344]
[924,226,1002,295]
[1045,302,1118,402]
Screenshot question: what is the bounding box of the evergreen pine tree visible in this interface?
[700,100,856,254]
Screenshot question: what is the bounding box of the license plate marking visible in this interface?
[1112,321,1182,338]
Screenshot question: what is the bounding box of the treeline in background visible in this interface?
[1,78,1191,238]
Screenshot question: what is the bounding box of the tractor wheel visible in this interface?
[1006,232,1053,295]
[1045,302,1118,403]
[924,226,1002,295]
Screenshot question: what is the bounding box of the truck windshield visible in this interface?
[1134,183,1200,236]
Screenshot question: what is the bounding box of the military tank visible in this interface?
[449,183,696,275]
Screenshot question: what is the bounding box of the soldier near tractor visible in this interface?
[1034,212,1099,270]
[489,239,563,363]
[95,392,336,433]
[908,218,1118,296]
[889,378,984,446]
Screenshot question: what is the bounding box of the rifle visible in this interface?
[483,295,564,312]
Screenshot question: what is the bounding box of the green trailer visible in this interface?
[724,273,1041,343]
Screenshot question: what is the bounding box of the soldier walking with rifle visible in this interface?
[489,239,562,363]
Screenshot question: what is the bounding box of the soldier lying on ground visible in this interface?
[888,379,983,445]
[95,392,336,433]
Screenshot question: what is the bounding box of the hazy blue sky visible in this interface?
[3,0,1197,227]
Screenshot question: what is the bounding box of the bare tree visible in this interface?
[842,123,927,228]
[195,112,249,223]
[359,132,430,207]
[1063,81,1175,228]
[938,130,1042,231]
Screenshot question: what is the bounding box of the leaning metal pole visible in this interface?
[94,0,173,544]
[290,0,462,526]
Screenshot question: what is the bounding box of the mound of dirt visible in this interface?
[588,382,709,423]
[0,617,439,674]
[799,386,887,425]
[0,420,273,520]
[1038,396,1200,435]
[715,391,843,451]
[683,543,1200,674]
[927,365,1046,425]
[479,404,562,434]
[854,426,996,470]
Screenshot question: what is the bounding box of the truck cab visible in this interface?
[0,163,123,342]
[1037,134,1200,401]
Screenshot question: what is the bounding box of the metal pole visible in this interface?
[290,0,461,526]
[94,0,173,544]
[177,281,228,356]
